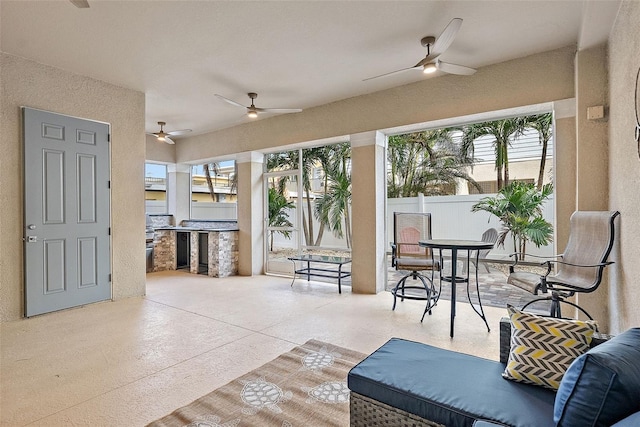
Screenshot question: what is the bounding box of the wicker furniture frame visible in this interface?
[350,392,444,427]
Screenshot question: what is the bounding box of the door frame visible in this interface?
[263,151,304,275]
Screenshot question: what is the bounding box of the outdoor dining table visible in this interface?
[419,239,494,338]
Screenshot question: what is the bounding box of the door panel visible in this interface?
[43,149,65,224]
[77,153,97,223]
[24,107,111,317]
[78,237,98,288]
[44,239,66,293]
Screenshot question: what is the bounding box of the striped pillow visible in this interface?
[502,305,598,390]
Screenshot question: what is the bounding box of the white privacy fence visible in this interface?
[146,194,555,257]
[388,194,555,258]
[145,201,238,220]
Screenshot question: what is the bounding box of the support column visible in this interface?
[350,131,386,294]
[167,163,191,226]
[574,44,610,327]
[552,98,577,254]
[236,151,264,276]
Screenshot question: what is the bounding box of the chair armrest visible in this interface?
[546,260,614,269]
[508,252,562,267]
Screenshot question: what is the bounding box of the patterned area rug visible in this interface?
[147,340,367,427]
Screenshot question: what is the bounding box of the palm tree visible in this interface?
[314,143,352,248]
[461,119,528,191]
[472,181,553,259]
[203,162,237,202]
[267,187,295,252]
[265,147,332,247]
[524,113,553,190]
[387,129,480,197]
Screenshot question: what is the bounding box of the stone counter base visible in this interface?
[154,229,238,277]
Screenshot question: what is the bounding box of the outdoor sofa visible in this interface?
[348,318,640,427]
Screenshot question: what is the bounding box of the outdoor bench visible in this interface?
[348,326,640,426]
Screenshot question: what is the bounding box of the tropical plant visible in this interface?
[471,181,553,259]
[524,113,553,190]
[267,187,295,252]
[202,161,237,202]
[266,147,337,247]
[315,142,353,247]
[387,129,480,197]
[461,118,528,191]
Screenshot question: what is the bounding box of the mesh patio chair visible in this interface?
[507,210,620,320]
[391,212,441,322]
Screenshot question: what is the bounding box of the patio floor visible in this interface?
[386,260,551,314]
[301,255,552,314]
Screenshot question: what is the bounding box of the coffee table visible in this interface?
[288,255,351,294]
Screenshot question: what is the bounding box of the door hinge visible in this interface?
[108,133,111,142]
[108,227,111,236]
[108,274,112,282]
[108,180,111,189]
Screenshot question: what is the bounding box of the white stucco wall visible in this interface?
[608,0,640,333]
[145,134,175,164]
[0,53,146,321]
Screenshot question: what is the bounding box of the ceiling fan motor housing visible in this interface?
[421,36,436,47]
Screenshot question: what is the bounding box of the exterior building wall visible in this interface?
[0,53,146,322]
[607,0,640,333]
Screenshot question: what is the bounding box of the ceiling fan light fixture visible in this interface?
[247,110,258,119]
[157,135,166,142]
[423,62,437,74]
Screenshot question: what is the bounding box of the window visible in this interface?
[145,163,167,213]
[190,161,237,220]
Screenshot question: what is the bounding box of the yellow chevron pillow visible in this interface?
[503,305,598,390]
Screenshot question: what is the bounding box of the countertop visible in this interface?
[153,226,239,232]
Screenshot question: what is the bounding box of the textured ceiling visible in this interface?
[1,1,621,138]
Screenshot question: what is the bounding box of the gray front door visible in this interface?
[23,108,111,317]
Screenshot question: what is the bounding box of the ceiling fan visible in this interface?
[364,18,476,81]
[215,92,302,118]
[147,121,192,144]
[69,0,90,8]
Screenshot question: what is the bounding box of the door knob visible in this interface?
[27,224,36,230]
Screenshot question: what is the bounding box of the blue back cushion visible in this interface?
[554,328,640,426]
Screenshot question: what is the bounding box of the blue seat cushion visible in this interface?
[554,328,640,426]
[348,338,556,427]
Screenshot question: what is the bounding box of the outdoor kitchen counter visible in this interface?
[152,227,238,277]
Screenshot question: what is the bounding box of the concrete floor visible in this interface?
[1,271,509,426]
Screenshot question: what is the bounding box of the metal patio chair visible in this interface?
[507,210,620,320]
[390,212,441,322]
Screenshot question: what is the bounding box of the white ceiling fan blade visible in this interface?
[436,60,476,76]
[256,107,303,114]
[363,65,422,82]
[214,94,247,108]
[164,136,175,144]
[431,18,463,56]
[69,0,90,8]
[167,129,192,136]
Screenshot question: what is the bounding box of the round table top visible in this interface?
[419,239,495,250]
